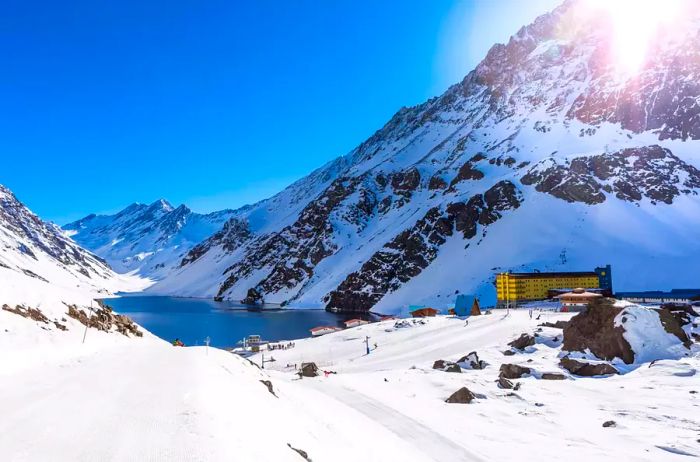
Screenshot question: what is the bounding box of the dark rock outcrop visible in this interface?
[561,298,634,363]
[66,301,143,337]
[325,181,523,312]
[562,298,691,364]
[559,357,618,376]
[2,304,49,324]
[541,373,566,380]
[433,360,461,373]
[521,146,700,205]
[540,320,569,329]
[508,333,536,350]
[242,288,264,306]
[260,380,277,397]
[457,351,487,370]
[445,387,476,404]
[299,362,319,378]
[449,162,485,188]
[497,377,515,389]
[499,364,531,379]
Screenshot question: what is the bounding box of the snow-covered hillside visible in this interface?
[144,0,700,313]
[0,184,146,300]
[1,183,150,368]
[64,200,235,279]
[4,304,698,461]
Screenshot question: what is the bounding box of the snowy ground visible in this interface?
[3,307,699,461]
[251,311,700,461]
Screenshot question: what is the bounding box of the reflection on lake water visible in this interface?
[104,296,373,348]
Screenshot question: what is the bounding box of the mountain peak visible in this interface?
[149,199,174,212]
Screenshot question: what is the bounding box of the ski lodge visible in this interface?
[496,265,612,307]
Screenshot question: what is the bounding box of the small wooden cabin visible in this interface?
[410,307,439,318]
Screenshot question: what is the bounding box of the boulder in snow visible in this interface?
[445,387,476,404]
[457,351,487,370]
[562,299,690,365]
[559,357,618,376]
[299,362,319,378]
[499,364,531,379]
[508,333,536,350]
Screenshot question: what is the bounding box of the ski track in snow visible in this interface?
[307,381,483,462]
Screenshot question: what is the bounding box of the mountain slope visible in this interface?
[151,0,700,312]
[0,184,147,312]
[64,201,236,279]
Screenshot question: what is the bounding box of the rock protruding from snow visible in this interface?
[499,363,531,379]
[559,357,618,377]
[562,299,691,365]
[508,333,536,350]
[445,387,476,404]
[521,146,700,205]
[325,181,523,312]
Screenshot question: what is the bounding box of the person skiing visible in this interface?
[172,338,184,347]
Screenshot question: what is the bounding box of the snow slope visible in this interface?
[147,0,700,312]
[253,310,700,461]
[0,183,152,371]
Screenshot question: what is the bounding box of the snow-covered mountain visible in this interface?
[0,184,145,307]
[63,200,235,279]
[144,0,700,313]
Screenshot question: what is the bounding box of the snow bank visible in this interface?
[615,305,691,365]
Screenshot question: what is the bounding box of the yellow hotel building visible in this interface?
[496,265,612,306]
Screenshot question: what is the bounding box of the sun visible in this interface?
[585,0,686,76]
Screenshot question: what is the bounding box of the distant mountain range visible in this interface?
[55,0,700,313]
[64,200,235,280]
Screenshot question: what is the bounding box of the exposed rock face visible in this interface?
[287,444,310,461]
[299,362,319,378]
[541,373,566,380]
[2,304,49,324]
[66,301,142,337]
[562,299,633,363]
[497,377,514,389]
[449,162,485,188]
[217,177,361,300]
[391,167,421,200]
[445,387,476,404]
[562,298,691,364]
[325,181,523,312]
[521,146,700,205]
[181,218,251,267]
[499,364,531,379]
[457,351,486,370]
[540,320,569,329]
[657,307,693,348]
[559,357,619,376]
[428,175,448,190]
[0,185,114,282]
[508,333,536,350]
[259,380,277,397]
[241,288,264,306]
[433,360,461,373]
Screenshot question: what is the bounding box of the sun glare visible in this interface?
[586,0,686,76]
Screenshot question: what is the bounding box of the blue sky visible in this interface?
[0,0,561,224]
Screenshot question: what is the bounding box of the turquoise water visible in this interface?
[104,296,372,348]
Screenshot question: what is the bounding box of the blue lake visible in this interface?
[103,296,373,348]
